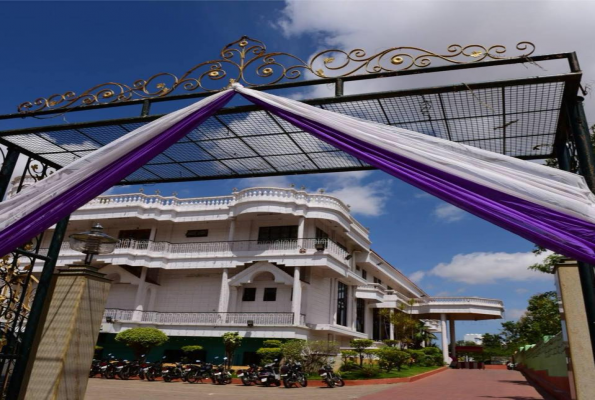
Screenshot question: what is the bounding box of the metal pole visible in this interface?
[335,78,344,97]
[6,216,70,400]
[0,147,19,200]
[563,97,595,364]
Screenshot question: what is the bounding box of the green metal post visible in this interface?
[566,96,595,364]
[6,217,70,400]
[0,147,19,200]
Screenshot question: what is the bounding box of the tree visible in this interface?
[281,339,305,362]
[383,302,419,349]
[257,340,283,365]
[520,291,561,343]
[181,345,204,363]
[222,332,242,367]
[413,320,437,348]
[301,340,339,374]
[376,347,410,372]
[350,339,374,367]
[481,333,503,349]
[114,327,168,359]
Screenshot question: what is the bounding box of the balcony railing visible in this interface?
[43,238,349,264]
[104,309,306,326]
[414,297,504,307]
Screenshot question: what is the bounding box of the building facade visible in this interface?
[34,186,504,364]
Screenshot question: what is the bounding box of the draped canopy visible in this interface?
[2,84,595,265]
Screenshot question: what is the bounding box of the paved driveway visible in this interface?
[85,369,555,400]
[84,379,392,400]
[360,369,555,400]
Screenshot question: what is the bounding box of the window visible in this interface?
[362,270,367,280]
[186,229,208,238]
[316,227,329,239]
[337,282,348,327]
[356,299,366,333]
[258,226,298,242]
[263,288,277,301]
[374,277,382,285]
[387,286,393,291]
[118,229,151,241]
[242,288,256,301]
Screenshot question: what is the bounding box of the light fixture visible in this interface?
[105,316,113,323]
[69,223,118,264]
[314,242,325,252]
[345,254,353,260]
[247,320,254,327]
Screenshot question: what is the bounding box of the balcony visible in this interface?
[104,309,306,327]
[355,283,387,303]
[411,297,505,320]
[38,237,351,269]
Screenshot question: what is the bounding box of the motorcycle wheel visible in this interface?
[283,378,292,388]
[326,378,335,388]
[335,378,345,387]
[163,375,171,383]
[89,371,96,378]
[187,372,199,384]
[139,370,145,380]
[225,376,232,385]
[241,376,252,386]
[300,375,308,387]
[118,370,130,380]
[275,379,281,387]
[264,379,271,387]
[105,369,115,379]
[146,370,155,381]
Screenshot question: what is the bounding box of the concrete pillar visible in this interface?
[292,267,302,325]
[349,285,357,330]
[218,268,230,313]
[23,265,111,400]
[389,309,395,340]
[132,267,148,321]
[297,216,305,248]
[440,313,449,364]
[229,286,238,313]
[555,259,595,399]
[228,218,236,241]
[449,318,456,359]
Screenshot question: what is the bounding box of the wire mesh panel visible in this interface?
[0,79,568,184]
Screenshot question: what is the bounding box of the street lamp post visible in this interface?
[69,223,118,265]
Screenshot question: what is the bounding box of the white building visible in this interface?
[464,334,484,345]
[35,186,504,364]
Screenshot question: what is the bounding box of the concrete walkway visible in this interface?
[359,369,555,400]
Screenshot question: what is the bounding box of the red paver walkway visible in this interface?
[359,369,555,400]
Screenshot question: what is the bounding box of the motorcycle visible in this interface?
[145,356,167,381]
[211,357,233,385]
[237,364,260,386]
[89,359,101,378]
[162,362,184,382]
[281,361,307,388]
[119,358,144,380]
[258,359,281,387]
[183,360,209,383]
[100,355,117,379]
[506,362,516,370]
[318,362,344,388]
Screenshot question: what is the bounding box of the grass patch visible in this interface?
[339,365,442,380]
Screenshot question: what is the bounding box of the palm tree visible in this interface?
[414,321,437,348]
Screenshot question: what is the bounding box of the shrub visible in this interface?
[341,350,358,360]
[256,347,282,365]
[350,339,374,367]
[421,347,441,356]
[406,349,424,366]
[181,345,204,353]
[339,360,359,372]
[181,345,204,363]
[301,340,339,374]
[377,347,409,372]
[281,339,305,362]
[359,365,381,378]
[263,339,283,348]
[431,354,445,366]
[115,328,168,359]
[382,339,400,348]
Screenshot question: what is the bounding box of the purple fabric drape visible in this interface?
[0,91,235,257]
[239,92,595,265]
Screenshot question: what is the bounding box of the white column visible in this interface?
[218,268,230,313]
[292,267,302,325]
[349,285,357,330]
[440,313,449,364]
[297,216,305,248]
[228,218,236,241]
[389,309,395,340]
[449,318,456,359]
[132,267,148,321]
[229,286,238,313]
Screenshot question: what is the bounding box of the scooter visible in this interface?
[258,359,281,387]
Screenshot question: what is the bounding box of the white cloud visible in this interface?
[506,308,527,321]
[237,175,292,189]
[275,1,595,124]
[409,271,425,283]
[429,251,555,284]
[434,203,466,223]
[515,288,529,295]
[322,171,391,217]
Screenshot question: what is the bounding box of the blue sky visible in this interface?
[2,0,585,340]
